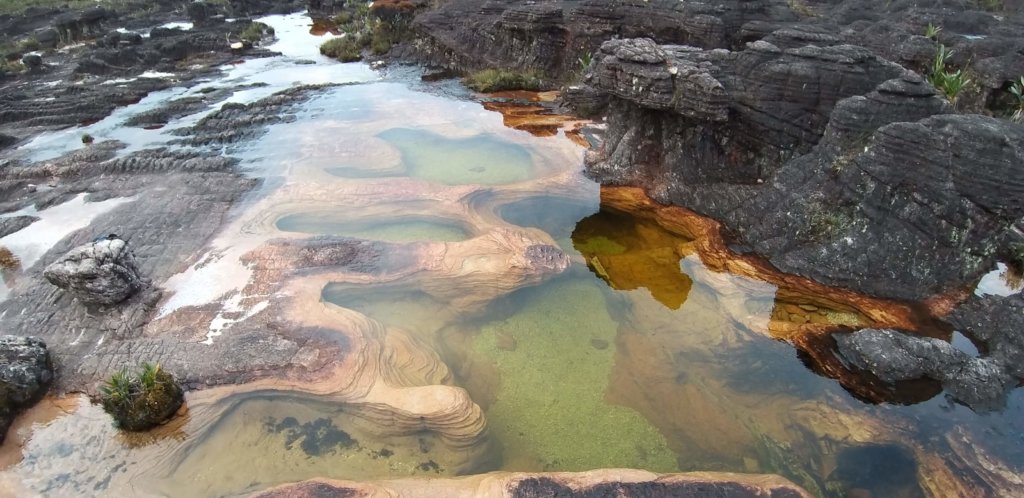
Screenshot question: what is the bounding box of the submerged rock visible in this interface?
[0,336,53,444]
[835,329,1016,412]
[43,236,144,305]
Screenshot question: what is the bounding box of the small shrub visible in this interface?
[99,362,183,431]
[787,0,814,16]
[81,133,94,144]
[0,58,24,76]
[924,23,942,40]
[320,36,364,62]
[240,21,274,43]
[928,44,972,104]
[0,246,20,271]
[1009,242,1024,272]
[16,37,40,53]
[465,68,546,93]
[1009,77,1024,123]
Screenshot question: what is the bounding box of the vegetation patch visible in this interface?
[464,68,546,93]
[99,362,183,431]
[240,21,275,44]
[927,43,972,104]
[1009,77,1024,123]
[805,206,851,242]
[320,35,364,62]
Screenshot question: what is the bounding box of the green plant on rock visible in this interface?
[924,22,942,40]
[928,44,972,104]
[805,206,850,242]
[99,362,184,431]
[1008,76,1024,123]
[81,133,94,144]
[1009,242,1024,272]
[464,68,546,93]
[240,21,274,43]
[320,35,364,62]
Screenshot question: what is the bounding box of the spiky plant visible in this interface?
[100,369,135,406]
[924,22,942,40]
[139,362,161,389]
[1009,77,1024,123]
[928,44,972,103]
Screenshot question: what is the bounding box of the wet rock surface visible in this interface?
[254,470,813,498]
[0,335,53,443]
[43,236,144,305]
[835,328,1016,412]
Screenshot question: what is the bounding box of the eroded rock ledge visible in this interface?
[581,35,1024,302]
[254,470,812,498]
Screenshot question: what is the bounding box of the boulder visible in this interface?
[0,336,53,443]
[835,329,1016,412]
[43,236,144,305]
[20,53,42,70]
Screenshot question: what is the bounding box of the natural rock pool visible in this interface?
[1,11,1022,498]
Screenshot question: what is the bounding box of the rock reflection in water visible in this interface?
[573,208,693,310]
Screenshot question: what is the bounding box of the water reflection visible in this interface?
[572,208,693,310]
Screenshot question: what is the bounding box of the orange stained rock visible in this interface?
[597,187,931,334]
[480,100,591,147]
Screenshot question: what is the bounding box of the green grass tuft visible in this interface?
[464,68,546,93]
[927,44,972,104]
[320,36,364,62]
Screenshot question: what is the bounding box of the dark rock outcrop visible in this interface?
[583,34,1024,301]
[408,0,798,76]
[43,236,144,306]
[0,335,53,443]
[0,215,37,238]
[835,328,1016,412]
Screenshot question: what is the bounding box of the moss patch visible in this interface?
[475,276,677,472]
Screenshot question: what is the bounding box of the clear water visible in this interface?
[1,12,1021,498]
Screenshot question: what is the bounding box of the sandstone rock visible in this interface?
[253,470,813,498]
[43,236,144,305]
[0,336,53,444]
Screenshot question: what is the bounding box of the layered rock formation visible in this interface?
[254,470,813,498]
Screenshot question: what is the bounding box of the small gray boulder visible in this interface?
[0,336,53,443]
[43,236,143,305]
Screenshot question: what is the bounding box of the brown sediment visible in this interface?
[252,469,814,498]
[0,396,84,470]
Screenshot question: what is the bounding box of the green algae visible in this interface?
[377,128,534,185]
[277,214,469,242]
[474,276,678,472]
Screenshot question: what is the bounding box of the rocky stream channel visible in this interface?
[0,1,1023,498]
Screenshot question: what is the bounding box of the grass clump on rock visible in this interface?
[320,35,364,62]
[240,21,274,44]
[99,362,183,431]
[464,68,546,93]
